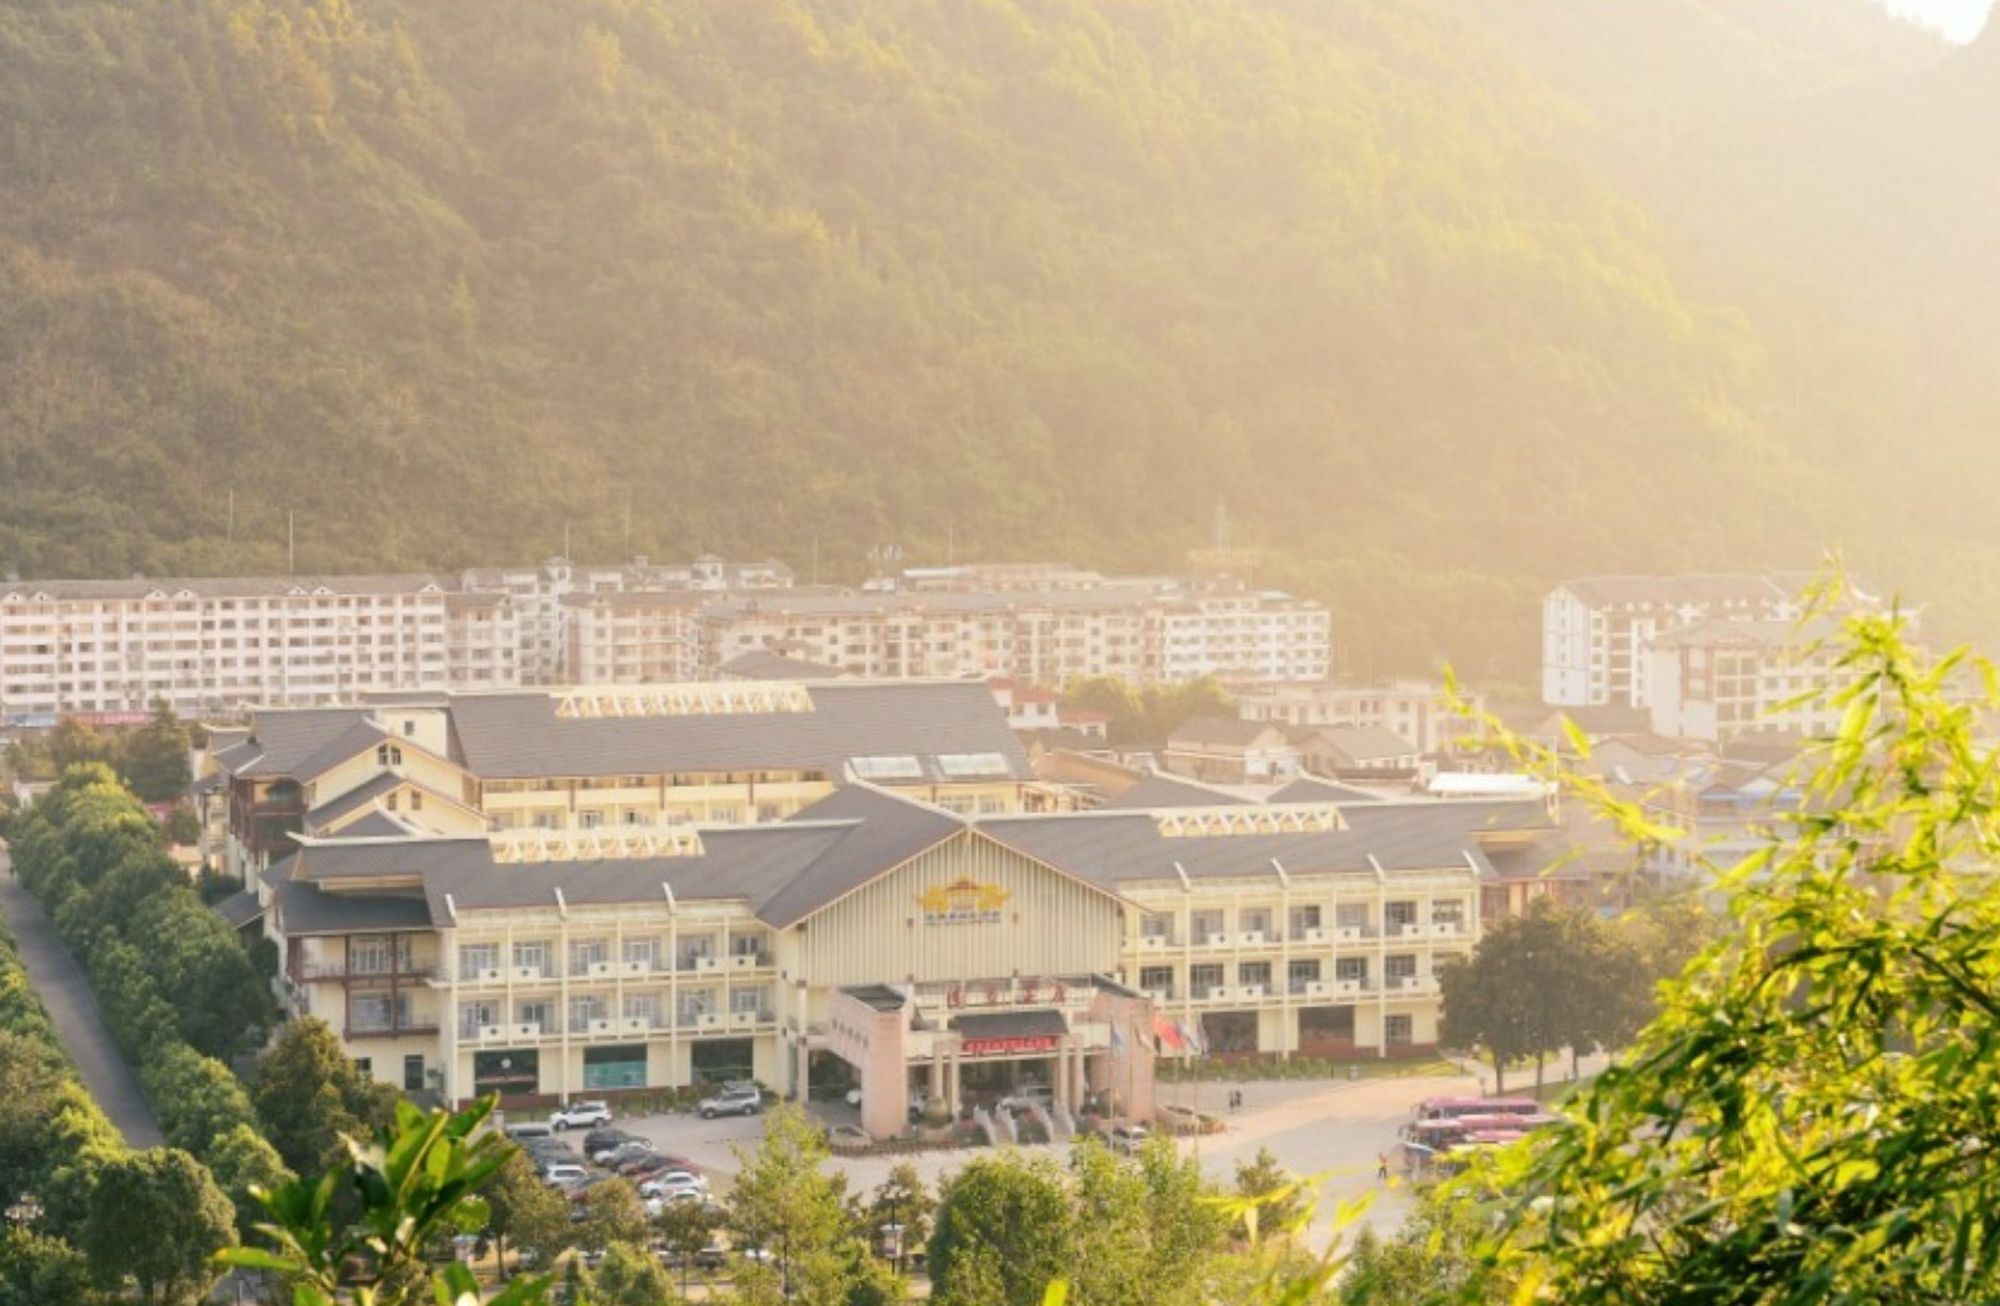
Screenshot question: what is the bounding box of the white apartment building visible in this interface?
[1645,618,1846,743]
[0,575,459,721]
[1235,680,1482,757]
[561,592,701,684]
[700,583,1329,688]
[1541,574,1830,709]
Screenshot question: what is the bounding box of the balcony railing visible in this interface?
[300,961,434,982]
[345,1020,440,1040]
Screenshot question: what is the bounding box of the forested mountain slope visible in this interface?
[0,0,1985,676]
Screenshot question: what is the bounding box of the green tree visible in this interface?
[143,1044,258,1156]
[928,1154,1072,1306]
[251,1017,398,1173]
[864,1162,934,1278]
[1437,898,1588,1093]
[1337,1190,1510,1304]
[586,1240,677,1306]
[0,1227,96,1306]
[1466,607,2000,1301]
[0,1029,70,1213]
[1232,1148,1305,1239]
[578,1179,650,1256]
[222,1097,551,1306]
[654,1194,722,1297]
[81,1149,235,1306]
[118,705,191,805]
[484,1149,573,1280]
[203,1124,293,1236]
[726,1105,863,1304]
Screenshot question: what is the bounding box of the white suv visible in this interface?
[551,1100,613,1130]
[698,1086,763,1119]
[997,1084,1053,1114]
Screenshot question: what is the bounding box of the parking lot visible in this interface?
[512,1061,1549,1251]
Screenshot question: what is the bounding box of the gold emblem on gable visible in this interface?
[916,877,1011,924]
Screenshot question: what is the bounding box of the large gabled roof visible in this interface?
[1098,773,1251,810]
[1167,716,1287,750]
[212,709,385,781]
[445,681,1030,782]
[979,799,1552,888]
[754,786,970,928]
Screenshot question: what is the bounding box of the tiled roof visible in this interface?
[1167,716,1283,749]
[0,574,450,601]
[213,709,385,781]
[1098,774,1251,810]
[980,799,1553,887]
[446,681,1029,782]
[210,888,266,929]
[268,872,435,935]
[718,651,850,681]
[1266,775,1383,804]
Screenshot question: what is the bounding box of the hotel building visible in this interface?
[248,785,1548,1138]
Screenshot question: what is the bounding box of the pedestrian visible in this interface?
[1377,1152,1389,1182]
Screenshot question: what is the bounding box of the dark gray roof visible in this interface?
[980,799,1554,887]
[418,825,855,925]
[951,1009,1068,1039]
[1167,716,1285,749]
[305,772,407,829]
[1266,776,1383,804]
[336,812,418,839]
[757,787,967,928]
[211,888,266,929]
[281,786,968,930]
[719,650,849,681]
[446,682,1029,782]
[0,573,450,602]
[214,709,385,781]
[269,872,435,935]
[843,985,909,1013]
[1300,725,1420,765]
[1099,774,1250,810]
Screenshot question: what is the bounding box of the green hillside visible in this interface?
[0,0,1983,677]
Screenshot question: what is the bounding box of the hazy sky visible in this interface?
[1884,0,1994,40]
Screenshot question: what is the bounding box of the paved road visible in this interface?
[0,859,165,1148]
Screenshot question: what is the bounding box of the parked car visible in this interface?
[841,1087,930,1122]
[639,1171,709,1199]
[598,1142,656,1168]
[583,1127,644,1157]
[551,1100,613,1131]
[541,1163,588,1186]
[997,1084,1053,1114]
[699,1085,762,1119]
[619,1153,680,1178]
[1108,1124,1150,1154]
[505,1122,555,1141]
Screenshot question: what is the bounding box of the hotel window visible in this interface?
[1335,902,1370,932]
[1190,910,1224,945]
[731,987,767,1016]
[1238,909,1271,939]
[1238,962,1271,991]
[678,990,715,1022]
[679,936,715,968]
[1385,955,1418,986]
[1189,964,1224,997]
[517,1000,551,1033]
[1334,957,1369,983]
[570,940,608,975]
[1384,901,1419,935]
[1385,1014,1414,1046]
[568,995,607,1029]
[1138,966,1174,994]
[1139,912,1173,941]
[377,743,403,767]
[1288,906,1321,939]
[458,1001,496,1036]
[623,992,660,1025]
[513,940,551,976]
[458,944,499,978]
[1432,901,1464,930]
[623,937,660,970]
[1287,959,1320,990]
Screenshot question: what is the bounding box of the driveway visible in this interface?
[601,1062,1605,1252]
[0,859,165,1148]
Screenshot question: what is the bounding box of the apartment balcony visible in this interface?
[302,962,436,984]
[1142,987,1177,1004]
[345,1019,440,1041]
[1136,934,1179,953]
[1384,975,1438,997]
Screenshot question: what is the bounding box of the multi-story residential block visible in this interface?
[212,679,1060,882]
[0,575,459,721]
[248,784,1549,1133]
[561,592,701,684]
[1236,680,1483,757]
[700,582,1329,688]
[1541,573,1848,708]
[1645,618,1847,743]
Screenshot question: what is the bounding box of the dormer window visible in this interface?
[377,743,403,767]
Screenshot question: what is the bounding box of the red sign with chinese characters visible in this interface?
[960,1034,1060,1057]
